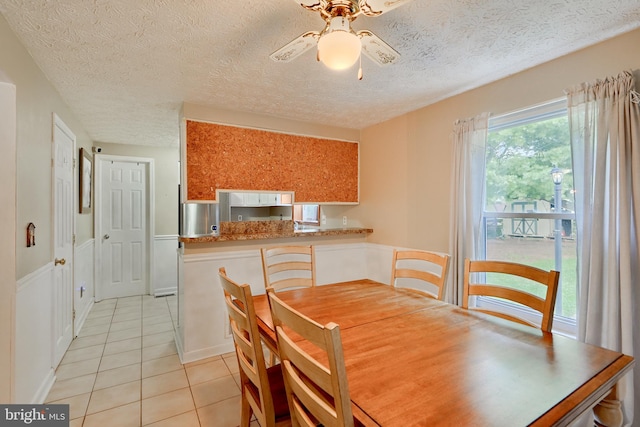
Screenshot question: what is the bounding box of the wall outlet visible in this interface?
[342,216,347,226]
[321,214,326,225]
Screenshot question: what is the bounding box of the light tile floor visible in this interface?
[45,295,253,427]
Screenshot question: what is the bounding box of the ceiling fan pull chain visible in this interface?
[358,54,363,80]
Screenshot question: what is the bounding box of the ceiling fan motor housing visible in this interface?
[321,1,360,20]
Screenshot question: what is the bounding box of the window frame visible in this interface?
[479,98,577,337]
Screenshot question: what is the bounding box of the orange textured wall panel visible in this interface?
[186,120,358,203]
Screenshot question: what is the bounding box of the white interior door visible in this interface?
[99,159,148,299]
[52,115,74,368]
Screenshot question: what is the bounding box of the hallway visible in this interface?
[44,295,248,426]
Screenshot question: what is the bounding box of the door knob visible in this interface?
[54,258,66,266]
[104,234,110,240]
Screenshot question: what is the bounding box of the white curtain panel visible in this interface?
[447,113,489,304]
[567,70,640,426]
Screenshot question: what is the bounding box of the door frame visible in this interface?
[0,76,17,403]
[94,154,155,301]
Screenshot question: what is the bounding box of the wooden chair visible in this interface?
[390,249,450,300]
[267,289,354,427]
[462,259,560,332]
[218,268,291,427]
[261,245,316,292]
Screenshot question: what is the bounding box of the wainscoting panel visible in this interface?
[366,243,395,284]
[178,250,239,363]
[15,263,55,404]
[153,235,178,296]
[315,243,368,284]
[74,238,94,336]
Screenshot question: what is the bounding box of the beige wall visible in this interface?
[94,142,180,236]
[0,14,94,279]
[356,28,640,253]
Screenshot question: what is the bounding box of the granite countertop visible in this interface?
[179,220,372,243]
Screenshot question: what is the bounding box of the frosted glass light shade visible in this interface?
[551,167,564,184]
[318,18,361,70]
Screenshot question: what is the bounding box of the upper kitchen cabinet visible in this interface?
[184,120,359,204]
[228,192,291,207]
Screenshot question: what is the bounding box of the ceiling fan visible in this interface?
[270,0,412,79]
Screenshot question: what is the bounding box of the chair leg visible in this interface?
[240,391,252,427]
[262,340,279,367]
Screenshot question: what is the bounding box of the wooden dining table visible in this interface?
[252,279,634,427]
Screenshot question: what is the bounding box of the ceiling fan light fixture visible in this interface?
[317,17,361,71]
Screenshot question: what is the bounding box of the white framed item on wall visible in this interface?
[79,147,93,214]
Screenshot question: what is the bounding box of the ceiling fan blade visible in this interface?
[294,0,327,12]
[358,30,400,66]
[358,0,413,16]
[270,31,320,63]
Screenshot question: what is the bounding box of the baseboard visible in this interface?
[174,329,185,363]
[33,369,55,404]
[153,287,177,297]
[177,339,234,365]
[74,299,94,338]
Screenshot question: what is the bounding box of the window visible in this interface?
[480,99,577,335]
[293,204,320,224]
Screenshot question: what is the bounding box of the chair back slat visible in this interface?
[262,245,316,292]
[462,259,560,332]
[390,249,450,300]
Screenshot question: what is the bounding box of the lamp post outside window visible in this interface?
[551,167,563,315]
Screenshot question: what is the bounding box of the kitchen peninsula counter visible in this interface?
[179,220,372,244]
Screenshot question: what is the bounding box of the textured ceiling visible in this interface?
[1,0,639,147]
